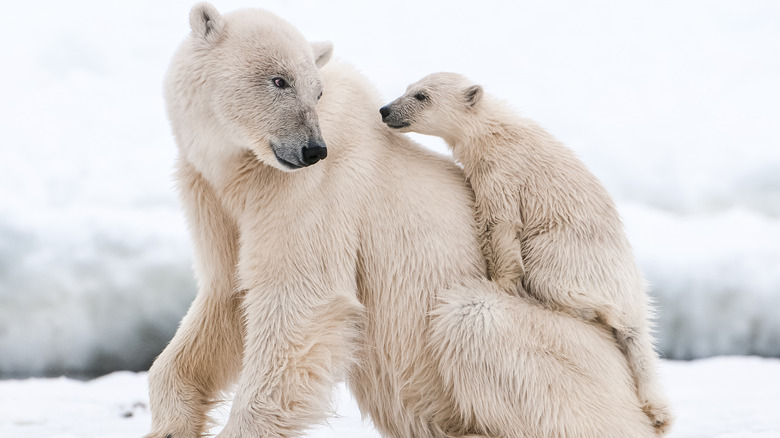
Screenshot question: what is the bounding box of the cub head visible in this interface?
[379,72,483,139]
[167,3,334,172]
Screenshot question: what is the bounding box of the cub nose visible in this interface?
[379,105,391,121]
[301,139,328,166]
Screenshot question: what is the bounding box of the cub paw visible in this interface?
[642,401,674,436]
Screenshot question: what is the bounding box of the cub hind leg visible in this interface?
[604,312,674,435]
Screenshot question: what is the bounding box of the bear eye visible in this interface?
[318,91,323,100]
[415,92,427,101]
[272,77,288,88]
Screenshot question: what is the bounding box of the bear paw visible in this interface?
[642,401,674,436]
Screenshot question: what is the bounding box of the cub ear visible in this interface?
[311,41,334,68]
[464,85,484,109]
[189,2,224,45]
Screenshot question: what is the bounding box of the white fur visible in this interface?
[146,5,657,438]
[384,72,673,434]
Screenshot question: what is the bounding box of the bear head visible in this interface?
[379,72,484,141]
[166,3,333,172]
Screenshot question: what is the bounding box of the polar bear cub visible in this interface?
[380,72,673,435]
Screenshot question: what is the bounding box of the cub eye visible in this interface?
[272,77,288,88]
[318,91,323,100]
[414,92,427,101]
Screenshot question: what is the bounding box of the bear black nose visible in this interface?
[301,140,328,166]
[379,105,391,121]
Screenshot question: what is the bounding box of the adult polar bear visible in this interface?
[147,3,656,438]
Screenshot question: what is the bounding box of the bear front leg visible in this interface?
[485,220,526,296]
[145,161,245,438]
[146,287,244,438]
[216,290,364,438]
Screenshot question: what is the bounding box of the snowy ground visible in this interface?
[1,357,779,438]
[1,0,779,377]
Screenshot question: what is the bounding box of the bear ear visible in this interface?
[464,85,484,109]
[311,41,334,68]
[189,2,224,45]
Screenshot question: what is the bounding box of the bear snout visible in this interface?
[379,105,392,121]
[380,105,411,129]
[301,140,328,166]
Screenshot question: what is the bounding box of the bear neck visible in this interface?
[447,96,528,177]
[179,118,251,190]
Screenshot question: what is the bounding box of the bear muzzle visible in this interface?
[271,137,328,170]
[379,105,411,129]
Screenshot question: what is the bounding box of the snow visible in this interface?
[1,358,779,438]
[0,0,779,381]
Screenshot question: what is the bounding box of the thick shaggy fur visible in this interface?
[382,72,673,434]
[146,5,656,438]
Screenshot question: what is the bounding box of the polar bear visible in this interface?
[380,72,673,434]
[146,4,657,438]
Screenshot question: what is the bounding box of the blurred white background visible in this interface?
[1,0,779,378]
